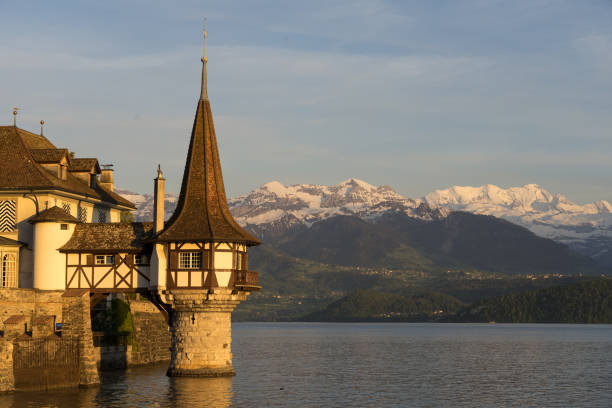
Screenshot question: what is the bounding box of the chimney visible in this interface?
[154,165,165,233]
[99,164,114,192]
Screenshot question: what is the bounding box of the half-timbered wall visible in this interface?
[166,242,248,290]
[65,252,151,291]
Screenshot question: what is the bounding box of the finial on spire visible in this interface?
[157,164,164,179]
[203,17,207,61]
[200,18,208,100]
[40,120,45,136]
[12,107,19,127]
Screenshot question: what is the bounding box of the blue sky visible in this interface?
[2,1,611,203]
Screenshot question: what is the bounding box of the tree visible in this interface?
[120,211,134,224]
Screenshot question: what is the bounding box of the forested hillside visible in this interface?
[450,278,612,323]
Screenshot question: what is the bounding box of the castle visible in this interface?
[0,26,260,384]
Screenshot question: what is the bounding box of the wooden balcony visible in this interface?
[234,270,260,291]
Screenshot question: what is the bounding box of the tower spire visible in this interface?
[155,26,259,245]
[200,18,208,101]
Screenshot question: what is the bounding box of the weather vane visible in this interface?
[203,17,208,62]
[12,107,19,126]
[40,120,45,136]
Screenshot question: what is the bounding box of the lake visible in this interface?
[2,323,612,407]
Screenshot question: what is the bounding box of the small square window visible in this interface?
[95,255,114,265]
[60,224,68,230]
[179,252,201,269]
[134,254,149,265]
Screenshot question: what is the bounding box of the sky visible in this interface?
[1,0,611,203]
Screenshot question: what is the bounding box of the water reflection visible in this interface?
[170,377,233,408]
[2,324,612,408]
[2,364,233,408]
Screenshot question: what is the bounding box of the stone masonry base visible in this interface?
[163,289,248,377]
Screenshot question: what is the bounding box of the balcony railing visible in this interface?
[234,270,260,291]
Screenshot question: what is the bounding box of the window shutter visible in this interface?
[114,255,120,266]
[86,254,93,266]
[0,200,17,232]
[127,254,133,267]
[202,251,209,270]
[170,252,178,269]
[242,253,248,271]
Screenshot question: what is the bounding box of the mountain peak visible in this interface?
[228,179,438,230]
[262,181,290,196]
[338,178,376,189]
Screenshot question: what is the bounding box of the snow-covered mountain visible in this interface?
[115,188,179,221]
[118,180,612,266]
[228,179,447,239]
[423,184,612,265]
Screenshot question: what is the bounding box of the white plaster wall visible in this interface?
[33,222,75,290]
[16,196,36,225]
[214,251,233,269]
[110,209,120,223]
[216,271,231,287]
[67,253,79,265]
[150,243,167,289]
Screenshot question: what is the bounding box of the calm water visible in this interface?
[2,323,612,407]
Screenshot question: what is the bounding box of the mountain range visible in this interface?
[118,179,612,268]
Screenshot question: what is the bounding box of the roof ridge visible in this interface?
[11,127,59,187]
[15,127,57,149]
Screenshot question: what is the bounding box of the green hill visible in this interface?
[299,289,466,322]
[450,278,612,323]
[271,213,604,276]
[235,243,590,321]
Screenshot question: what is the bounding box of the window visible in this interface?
[97,211,107,223]
[0,200,17,232]
[95,255,114,265]
[62,202,71,215]
[179,252,201,269]
[134,254,149,265]
[79,207,87,222]
[60,224,68,230]
[1,253,17,288]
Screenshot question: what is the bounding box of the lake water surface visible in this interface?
[2,323,612,407]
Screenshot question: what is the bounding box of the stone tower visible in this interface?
[151,25,261,377]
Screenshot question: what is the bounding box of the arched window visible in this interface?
[1,253,17,288]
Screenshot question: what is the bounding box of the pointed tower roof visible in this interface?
[156,26,260,245]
